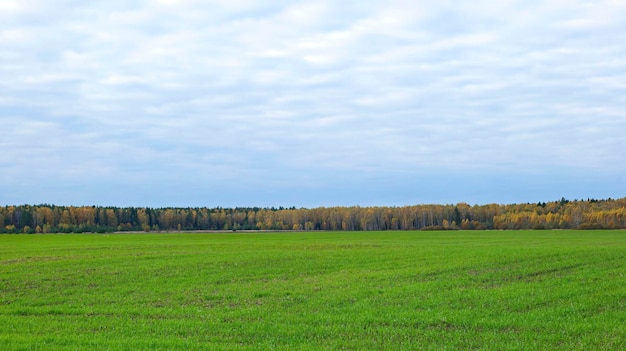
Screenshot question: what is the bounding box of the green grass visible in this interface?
[1,230,625,350]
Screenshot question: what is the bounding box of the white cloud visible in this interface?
[1,0,625,206]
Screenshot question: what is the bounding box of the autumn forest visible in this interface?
[1,197,625,234]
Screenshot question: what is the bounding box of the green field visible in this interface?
[1,230,625,350]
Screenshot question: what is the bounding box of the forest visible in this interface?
[2,197,626,233]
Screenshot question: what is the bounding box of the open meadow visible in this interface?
[1,230,625,350]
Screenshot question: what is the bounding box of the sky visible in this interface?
[1,0,625,208]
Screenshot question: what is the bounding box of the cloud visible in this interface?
[1,0,625,206]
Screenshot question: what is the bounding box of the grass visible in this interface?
[1,230,625,350]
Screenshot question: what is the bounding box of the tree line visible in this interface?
[1,197,625,234]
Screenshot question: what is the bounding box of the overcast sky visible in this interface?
[2,0,625,207]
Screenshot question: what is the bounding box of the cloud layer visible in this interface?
[2,0,625,206]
